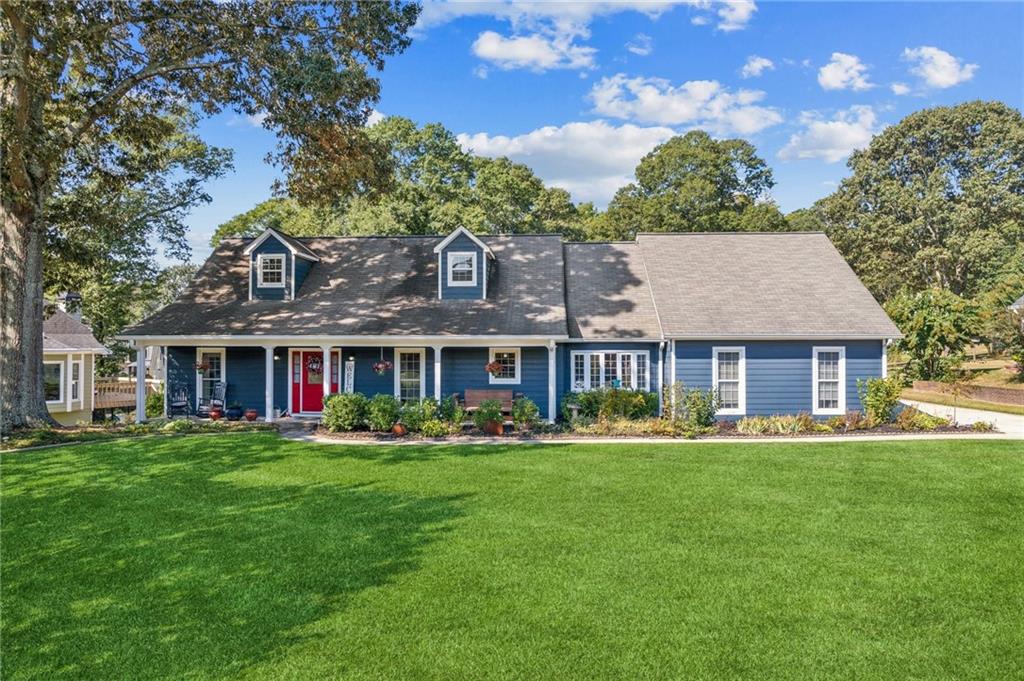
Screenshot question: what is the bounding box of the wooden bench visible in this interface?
[459,389,516,416]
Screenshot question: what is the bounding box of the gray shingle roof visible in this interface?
[564,242,661,339]
[637,232,902,338]
[124,235,568,337]
[44,309,109,352]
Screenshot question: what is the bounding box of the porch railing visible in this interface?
[94,377,161,409]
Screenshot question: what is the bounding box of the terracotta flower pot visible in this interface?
[483,420,503,436]
[209,408,223,421]
[244,409,258,421]
[392,423,408,436]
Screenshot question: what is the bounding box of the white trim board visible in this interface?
[712,346,746,416]
[446,251,478,288]
[243,228,320,261]
[812,346,846,416]
[488,347,521,385]
[433,226,493,258]
[394,348,427,401]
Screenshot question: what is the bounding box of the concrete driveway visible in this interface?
[902,399,1024,438]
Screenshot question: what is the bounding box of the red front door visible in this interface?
[291,350,341,414]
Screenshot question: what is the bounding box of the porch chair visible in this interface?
[168,389,191,419]
[197,381,226,418]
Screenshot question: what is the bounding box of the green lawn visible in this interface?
[3,434,1022,680]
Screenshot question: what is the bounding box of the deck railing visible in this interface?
[94,378,161,409]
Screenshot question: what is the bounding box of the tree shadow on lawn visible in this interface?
[2,435,467,680]
[312,441,574,466]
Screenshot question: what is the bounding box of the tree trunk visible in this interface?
[1,192,55,433]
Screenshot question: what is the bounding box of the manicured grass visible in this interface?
[902,389,1024,416]
[3,434,1022,680]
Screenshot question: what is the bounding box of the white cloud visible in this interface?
[817,52,873,91]
[626,33,654,56]
[589,73,782,134]
[714,0,757,31]
[472,30,595,71]
[740,55,774,78]
[366,110,385,126]
[779,106,881,163]
[690,15,709,25]
[902,46,977,88]
[457,120,676,205]
[890,82,910,96]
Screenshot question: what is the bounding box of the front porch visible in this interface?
[135,341,557,423]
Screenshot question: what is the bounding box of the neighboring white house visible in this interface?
[1011,294,1024,329]
[43,304,109,426]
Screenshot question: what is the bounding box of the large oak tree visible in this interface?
[1,1,418,431]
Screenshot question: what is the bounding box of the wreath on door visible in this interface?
[306,355,323,374]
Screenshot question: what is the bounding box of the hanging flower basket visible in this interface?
[194,361,210,375]
[484,360,503,378]
[372,360,393,376]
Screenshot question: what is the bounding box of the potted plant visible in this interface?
[244,408,259,421]
[225,402,243,421]
[484,360,503,378]
[392,422,408,436]
[209,406,223,421]
[473,399,504,436]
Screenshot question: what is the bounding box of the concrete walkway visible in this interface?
[282,430,1012,446]
[902,399,1024,438]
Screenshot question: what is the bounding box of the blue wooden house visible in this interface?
[120,226,901,422]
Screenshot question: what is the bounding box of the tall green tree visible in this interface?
[1,1,418,430]
[885,288,978,380]
[596,130,785,240]
[819,101,1024,301]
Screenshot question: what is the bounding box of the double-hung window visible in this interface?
[813,347,846,415]
[43,361,64,404]
[488,348,520,385]
[712,347,745,415]
[395,348,425,403]
[447,252,477,287]
[257,254,285,288]
[70,360,82,402]
[570,351,650,392]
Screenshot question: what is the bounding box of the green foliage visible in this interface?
[971,420,996,432]
[818,101,1024,300]
[597,131,784,239]
[736,413,816,435]
[321,393,369,432]
[825,411,875,432]
[146,389,165,418]
[419,419,452,438]
[857,377,904,424]
[885,288,978,380]
[563,389,658,421]
[399,398,437,433]
[681,387,720,429]
[472,399,504,430]
[511,397,540,430]
[895,407,950,431]
[571,417,700,438]
[438,395,466,428]
[366,394,401,432]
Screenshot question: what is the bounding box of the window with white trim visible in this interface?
[44,361,63,403]
[395,349,425,403]
[488,348,520,385]
[712,347,745,415]
[71,360,83,401]
[571,351,650,392]
[257,254,285,288]
[813,346,846,415]
[447,251,477,287]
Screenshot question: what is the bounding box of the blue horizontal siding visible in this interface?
[294,257,313,294]
[440,233,485,300]
[674,340,884,418]
[167,346,289,417]
[442,347,550,418]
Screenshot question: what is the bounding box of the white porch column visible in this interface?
[264,345,275,422]
[433,345,442,401]
[547,341,556,424]
[135,344,147,423]
[321,345,332,403]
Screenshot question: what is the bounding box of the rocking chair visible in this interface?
[197,381,226,418]
[168,389,191,419]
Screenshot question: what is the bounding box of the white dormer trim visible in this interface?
[432,226,493,258]
[243,228,320,262]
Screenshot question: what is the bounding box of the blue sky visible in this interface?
[180,1,1023,263]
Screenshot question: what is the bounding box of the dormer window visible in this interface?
[258,254,285,288]
[447,252,477,287]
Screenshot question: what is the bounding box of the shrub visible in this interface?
[895,407,949,431]
[512,397,540,429]
[563,388,658,421]
[736,416,770,435]
[420,419,451,438]
[681,387,719,428]
[321,393,368,432]
[472,399,504,430]
[366,394,400,432]
[971,420,995,432]
[571,417,698,438]
[161,419,195,433]
[438,395,466,429]
[146,389,165,418]
[399,398,437,433]
[857,376,903,424]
